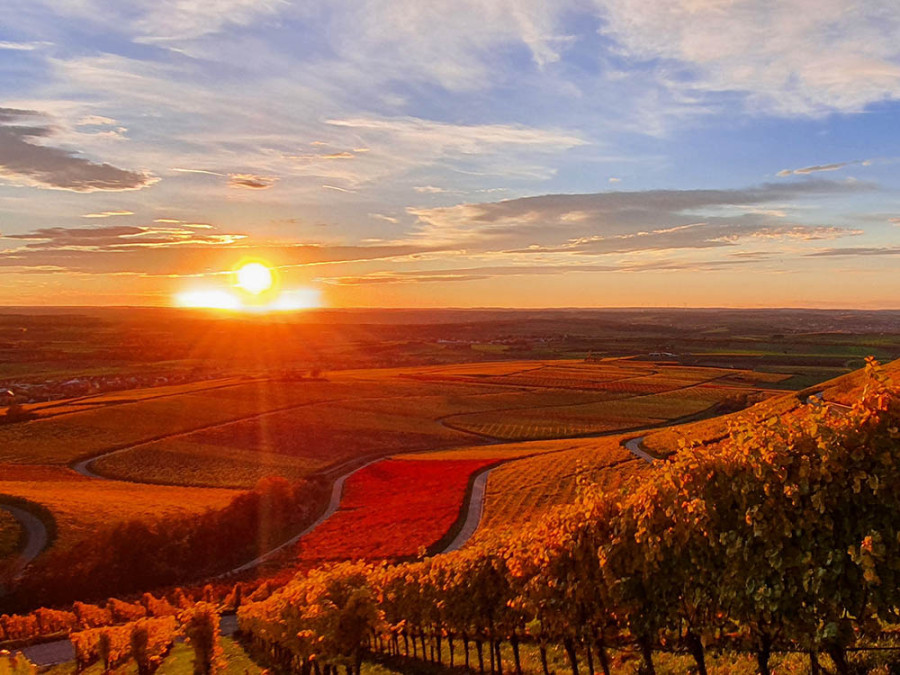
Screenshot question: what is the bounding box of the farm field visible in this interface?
[288,458,497,564]
[444,384,779,441]
[0,372,513,465]
[1,353,863,605]
[49,359,789,487]
[471,435,647,543]
[0,466,236,552]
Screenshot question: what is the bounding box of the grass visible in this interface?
[360,640,821,675]
[93,402,477,488]
[35,637,260,675]
[9,637,900,675]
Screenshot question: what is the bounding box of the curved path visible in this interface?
[223,457,382,576]
[0,504,49,581]
[624,436,655,464]
[439,464,497,553]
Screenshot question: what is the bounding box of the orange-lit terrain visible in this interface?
[1,309,898,674]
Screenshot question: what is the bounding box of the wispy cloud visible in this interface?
[320,258,764,285]
[81,210,135,218]
[171,168,226,176]
[777,160,869,176]
[228,173,278,189]
[595,0,900,116]
[407,180,872,250]
[4,224,244,249]
[0,108,155,192]
[0,41,51,51]
[808,246,900,257]
[76,115,117,127]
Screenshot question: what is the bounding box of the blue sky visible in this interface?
[0,0,898,307]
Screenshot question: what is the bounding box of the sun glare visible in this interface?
[175,289,242,310]
[235,262,274,295]
[175,262,321,311]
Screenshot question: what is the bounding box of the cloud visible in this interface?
[328,117,584,154]
[0,108,155,192]
[807,246,900,257]
[0,41,51,51]
[227,173,278,189]
[81,210,135,218]
[0,221,438,276]
[414,186,448,194]
[406,179,872,250]
[594,0,900,116]
[3,225,244,249]
[320,258,763,285]
[76,116,117,127]
[51,0,287,43]
[777,160,869,176]
[370,213,399,224]
[0,229,436,274]
[171,168,226,176]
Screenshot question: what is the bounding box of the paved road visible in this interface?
[0,504,49,580]
[439,465,496,553]
[223,457,382,576]
[624,436,655,464]
[20,615,241,667]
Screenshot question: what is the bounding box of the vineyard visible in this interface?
[0,357,811,604]
[289,458,497,564]
[0,358,781,490]
[1,359,899,675]
[471,436,647,542]
[236,359,900,675]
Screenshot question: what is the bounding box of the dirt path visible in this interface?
[0,503,49,581]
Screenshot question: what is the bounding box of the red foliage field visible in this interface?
[294,458,495,563]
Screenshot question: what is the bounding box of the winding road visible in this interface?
[439,465,496,553]
[624,436,656,464]
[223,456,383,576]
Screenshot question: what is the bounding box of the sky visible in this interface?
[0,0,899,309]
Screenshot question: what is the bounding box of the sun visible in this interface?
[235,262,274,295]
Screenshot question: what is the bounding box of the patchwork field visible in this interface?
[3,359,787,488]
[0,357,804,590]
